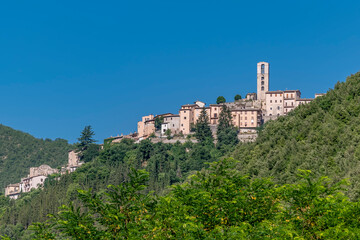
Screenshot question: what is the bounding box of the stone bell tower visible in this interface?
[257,62,269,101]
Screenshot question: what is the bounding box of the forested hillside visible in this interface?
[0,125,71,189]
[2,72,360,239]
[233,72,360,199]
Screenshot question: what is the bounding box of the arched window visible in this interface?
[261,64,265,74]
[261,86,264,91]
[261,81,264,85]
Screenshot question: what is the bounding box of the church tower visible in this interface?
[257,62,269,101]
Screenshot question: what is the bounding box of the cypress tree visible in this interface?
[216,104,239,150]
[195,108,213,144]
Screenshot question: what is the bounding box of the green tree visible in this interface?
[234,94,242,101]
[155,116,164,130]
[77,126,96,151]
[216,96,226,104]
[195,108,213,144]
[216,104,238,151]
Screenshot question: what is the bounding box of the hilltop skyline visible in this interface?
[0,1,359,143]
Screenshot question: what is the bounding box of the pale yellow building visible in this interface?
[4,183,21,200]
[209,104,222,124]
[231,109,262,129]
[137,114,154,138]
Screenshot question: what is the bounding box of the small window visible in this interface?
[173,124,175,127]
[181,124,183,126]
[277,106,280,110]
[214,113,217,118]
[184,117,186,119]
[261,86,264,91]
[270,100,272,103]
[270,94,272,97]
[261,76,264,80]
[270,107,272,110]
[291,102,294,106]
[280,100,282,102]
[261,81,264,85]
[261,64,265,74]
[275,100,277,103]
[245,117,247,120]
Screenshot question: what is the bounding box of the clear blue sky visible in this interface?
[0,0,359,143]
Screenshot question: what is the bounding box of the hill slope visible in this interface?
[232,71,360,199]
[0,125,71,189]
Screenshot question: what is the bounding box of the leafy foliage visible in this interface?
[30,159,360,239]
[234,94,242,101]
[216,96,226,104]
[195,108,213,144]
[217,104,239,151]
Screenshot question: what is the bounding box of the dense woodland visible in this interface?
[0,72,360,238]
[0,125,71,190]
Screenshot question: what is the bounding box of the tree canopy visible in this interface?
[195,108,213,144]
[234,94,242,101]
[216,96,226,104]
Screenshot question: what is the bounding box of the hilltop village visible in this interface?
[4,62,324,199]
[136,62,324,140]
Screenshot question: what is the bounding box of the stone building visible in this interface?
[137,114,154,138]
[4,164,59,198]
[4,183,21,200]
[161,114,180,135]
[66,150,83,172]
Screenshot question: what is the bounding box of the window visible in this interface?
[291,102,294,106]
[261,76,264,80]
[214,113,217,118]
[285,102,287,106]
[286,94,288,98]
[245,117,247,120]
[275,100,277,103]
[215,108,217,110]
[181,124,183,126]
[171,118,172,120]
[184,117,186,119]
[184,111,186,113]
[280,100,282,102]
[291,94,293,98]
[270,94,272,97]
[261,64,265,74]
[275,94,277,97]
[261,86,264,91]
[270,100,272,103]
[270,107,272,110]
[277,106,280,110]
[173,124,175,127]
[261,81,264,85]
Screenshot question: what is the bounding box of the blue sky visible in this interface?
[0,0,359,143]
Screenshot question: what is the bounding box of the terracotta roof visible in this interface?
[265,91,283,94]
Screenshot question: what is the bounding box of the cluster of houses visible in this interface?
[137,62,324,139]
[4,150,83,199]
[4,61,325,199]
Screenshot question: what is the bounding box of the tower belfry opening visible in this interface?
[257,62,269,101]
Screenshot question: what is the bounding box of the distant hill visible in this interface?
[0,125,71,190]
[232,72,360,199]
